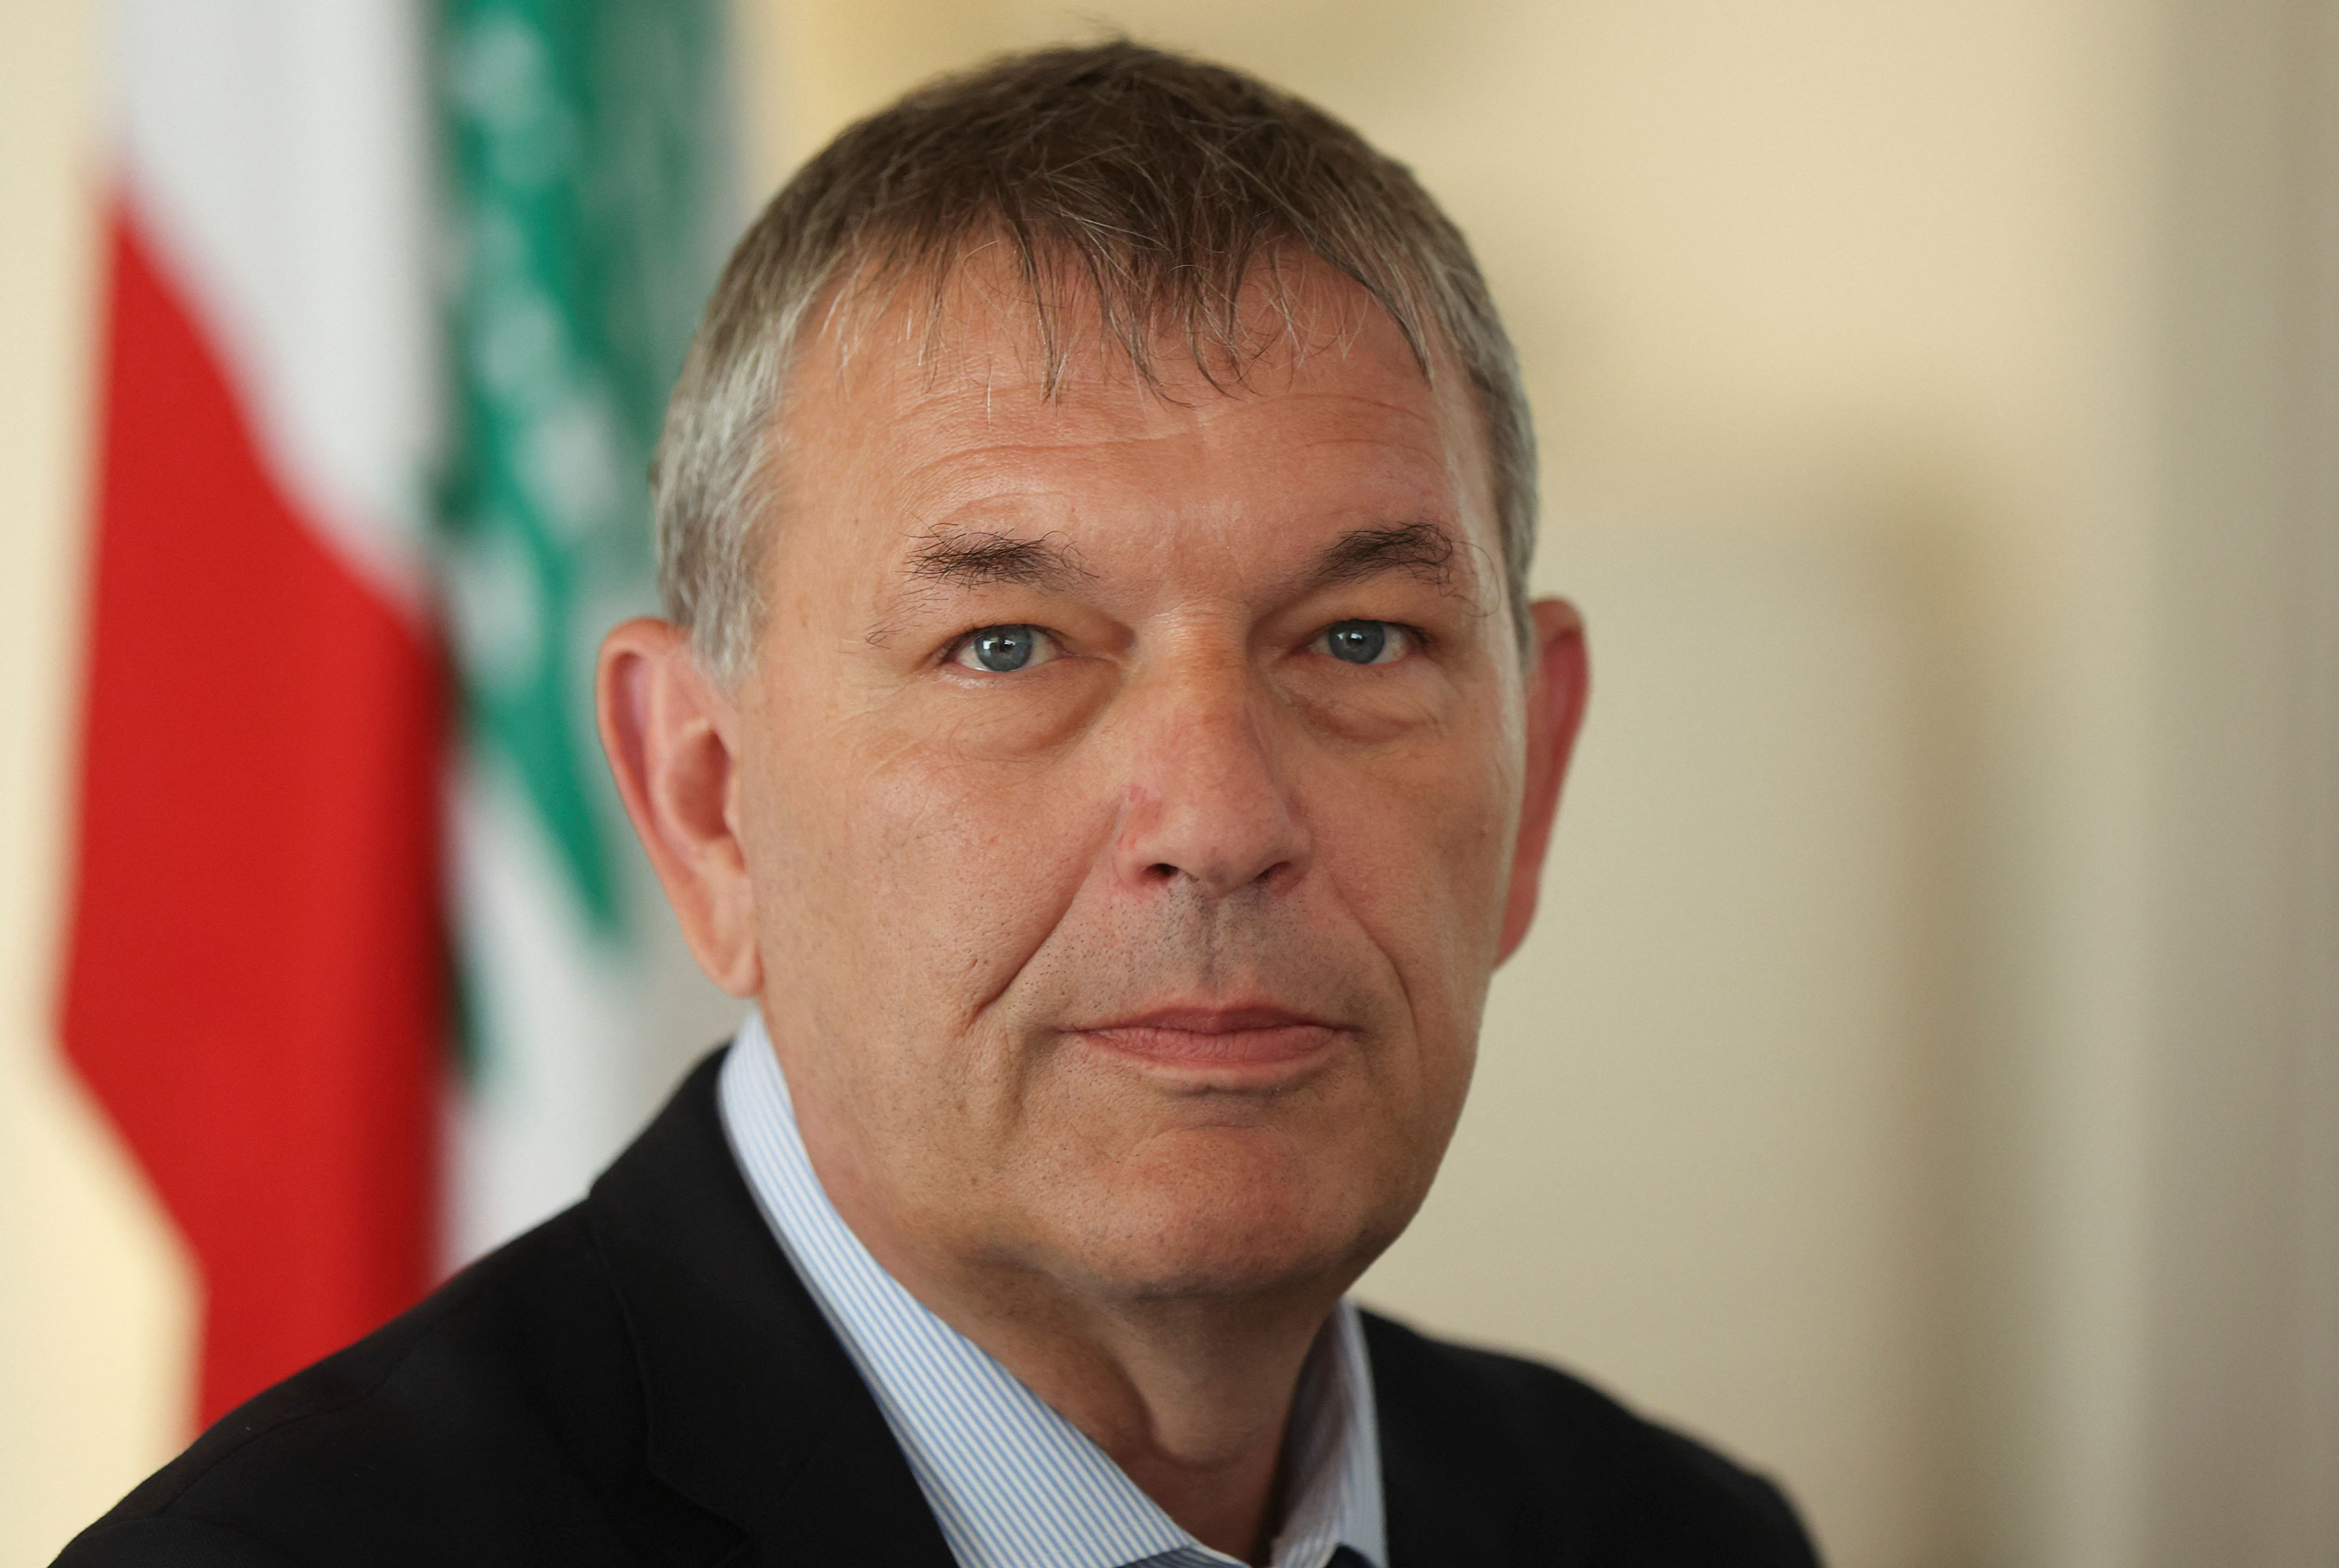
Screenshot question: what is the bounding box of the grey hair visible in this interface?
[653,41,1538,681]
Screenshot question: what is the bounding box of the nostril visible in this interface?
[1147,862,1178,880]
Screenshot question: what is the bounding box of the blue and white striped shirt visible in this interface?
[718,1014,1387,1568]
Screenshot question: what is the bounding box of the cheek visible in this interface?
[1298,724,1517,1122]
[1312,719,1520,963]
[808,720,1110,1025]
[738,711,1114,1192]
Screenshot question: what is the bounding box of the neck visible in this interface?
[930,1273,1339,1563]
[815,1156,1344,1563]
[996,1282,1347,1563]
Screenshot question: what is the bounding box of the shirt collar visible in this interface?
[717,1015,1387,1568]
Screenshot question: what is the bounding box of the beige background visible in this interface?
[5,1,2334,1564]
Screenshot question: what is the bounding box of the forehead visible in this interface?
[770,253,1495,560]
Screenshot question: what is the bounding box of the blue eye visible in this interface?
[952,625,1056,673]
[1320,620,1407,665]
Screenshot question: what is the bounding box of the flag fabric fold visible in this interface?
[66,0,446,1428]
[63,0,730,1429]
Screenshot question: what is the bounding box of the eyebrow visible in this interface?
[1298,521,1462,595]
[902,529,1091,590]
[894,518,1463,602]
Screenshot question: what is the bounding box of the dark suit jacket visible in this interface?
[57,1050,1821,1567]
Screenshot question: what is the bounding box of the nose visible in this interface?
[1110,657,1310,899]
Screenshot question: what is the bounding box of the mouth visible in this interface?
[1070,1003,1350,1081]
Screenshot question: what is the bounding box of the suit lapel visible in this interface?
[587,1050,957,1567]
[1365,1311,1587,1568]
[1375,1413,1516,1568]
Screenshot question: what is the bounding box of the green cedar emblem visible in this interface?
[437,0,730,932]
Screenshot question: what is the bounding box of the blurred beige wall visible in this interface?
[0,3,198,1564]
[3,1,2330,1565]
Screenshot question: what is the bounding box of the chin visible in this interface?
[1055,1136,1418,1302]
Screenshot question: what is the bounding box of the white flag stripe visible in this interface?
[445,765,646,1262]
[112,0,437,611]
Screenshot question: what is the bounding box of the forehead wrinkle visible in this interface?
[799,269,1496,641]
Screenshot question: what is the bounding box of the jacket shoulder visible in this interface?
[1363,1310,1821,1566]
[55,1206,730,1568]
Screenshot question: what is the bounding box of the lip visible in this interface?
[1072,1003,1349,1078]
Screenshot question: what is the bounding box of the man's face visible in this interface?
[730,263,1563,1306]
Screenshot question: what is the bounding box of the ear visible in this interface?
[1497,597,1591,962]
[596,618,763,997]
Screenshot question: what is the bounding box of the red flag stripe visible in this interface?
[63,208,446,1428]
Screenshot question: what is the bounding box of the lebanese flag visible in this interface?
[62,0,447,1429]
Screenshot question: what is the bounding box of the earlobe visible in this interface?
[1496,598,1590,962]
[595,618,763,997]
